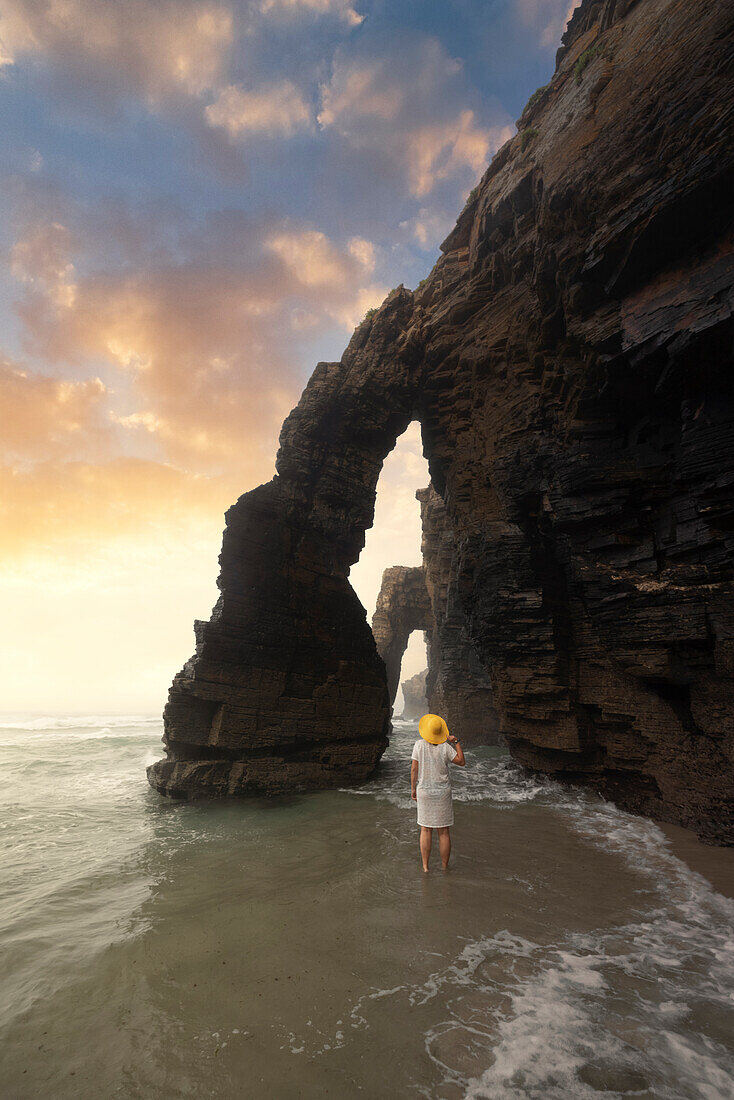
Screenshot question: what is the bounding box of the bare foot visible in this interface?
[422,865,429,873]
[441,863,450,871]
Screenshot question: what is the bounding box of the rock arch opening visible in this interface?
[396,635,429,719]
[349,419,431,719]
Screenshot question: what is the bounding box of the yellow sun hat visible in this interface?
[418,713,450,745]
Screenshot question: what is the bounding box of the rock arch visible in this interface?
[149,0,734,841]
[371,566,432,705]
[148,289,424,798]
[369,492,500,745]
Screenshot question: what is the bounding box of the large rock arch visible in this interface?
[150,0,734,841]
[148,289,423,797]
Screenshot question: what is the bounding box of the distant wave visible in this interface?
[0,715,161,731]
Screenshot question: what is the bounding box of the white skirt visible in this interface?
[416,786,454,828]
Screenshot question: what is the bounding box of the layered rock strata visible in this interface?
[148,291,419,797]
[399,670,428,721]
[418,487,500,746]
[150,0,734,840]
[414,0,734,840]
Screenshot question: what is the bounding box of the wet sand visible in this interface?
[2,717,733,1099]
[660,821,734,899]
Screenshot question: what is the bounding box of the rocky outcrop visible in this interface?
[150,0,734,841]
[400,670,428,721]
[371,566,432,703]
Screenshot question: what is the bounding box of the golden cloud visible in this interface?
[0,456,241,560]
[3,203,394,570]
[0,357,107,462]
[9,206,388,482]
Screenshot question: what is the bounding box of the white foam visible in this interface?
[340,724,551,809]
[334,745,734,1097]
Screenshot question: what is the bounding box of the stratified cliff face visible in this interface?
[419,487,500,745]
[415,0,734,840]
[150,0,734,840]
[400,670,428,721]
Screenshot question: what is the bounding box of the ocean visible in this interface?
[1,715,733,1098]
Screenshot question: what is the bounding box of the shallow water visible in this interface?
[1,715,733,1098]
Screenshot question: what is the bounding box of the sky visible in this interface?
[0,0,578,714]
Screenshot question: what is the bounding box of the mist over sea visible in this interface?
[2,714,733,1098]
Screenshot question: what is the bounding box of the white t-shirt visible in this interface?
[411,739,458,789]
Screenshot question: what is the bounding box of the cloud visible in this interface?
[10,220,77,309]
[401,206,456,251]
[0,0,233,98]
[318,36,514,197]
[266,227,386,327]
[7,203,389,503]
[404,112,512,199]
[0,456,239,559]
[516,0,581,48]
[318,59,406,126]
[267,227,359,286]
[205,80,311,137]
[0,356,107,463]
[347,236,376,271]
[258,0,363,26]
[0,0,321,157]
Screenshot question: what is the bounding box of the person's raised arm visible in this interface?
[448,734,465,766]
[411,759,419,799]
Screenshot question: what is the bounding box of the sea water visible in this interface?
[1,715,733,1098]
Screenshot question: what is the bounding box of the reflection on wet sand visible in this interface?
[1,719,733,1098]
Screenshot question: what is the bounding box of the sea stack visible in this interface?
[400,671,429,721]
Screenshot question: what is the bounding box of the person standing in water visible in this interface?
[410,713,465,872]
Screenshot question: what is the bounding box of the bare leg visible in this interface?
[419,827,433,871]
[438,827,451,869]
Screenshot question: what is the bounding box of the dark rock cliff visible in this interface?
[149,0,734,841]
[418,486,500,746]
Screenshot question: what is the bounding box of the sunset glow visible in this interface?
[0,0,578,712]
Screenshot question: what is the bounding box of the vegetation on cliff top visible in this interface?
[521,84,548,116]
